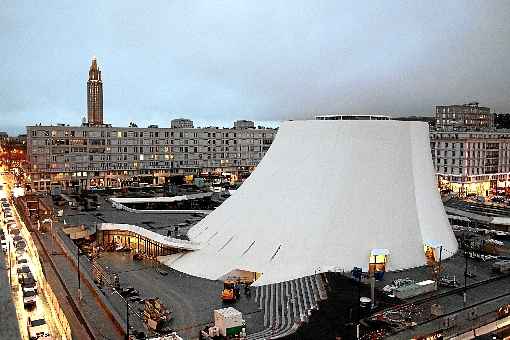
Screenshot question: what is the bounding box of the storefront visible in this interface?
[98,229,179,257]
[369,249,389,273]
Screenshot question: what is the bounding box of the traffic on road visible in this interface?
[1,169,57,340]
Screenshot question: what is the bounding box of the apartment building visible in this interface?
[27,122,276,191]
[430,129,510,196]
[435,102,493,130]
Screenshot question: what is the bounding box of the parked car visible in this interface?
[121,287,140,297]
[18,272,35,284]
[16,255,28,265]
[17,264,31,275]
[1,239,7,253]
[21,276,38,293]
[12,235,23,245]
[23,289,37,308]
[27,317,50,340]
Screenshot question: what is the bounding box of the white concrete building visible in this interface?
[162,120,458,286]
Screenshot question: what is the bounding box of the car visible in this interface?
[22,289,37,308]
[16,256,28,266]
[22,278,38,294]
[120,287,140,297]
[15,240,26,250]
[27,317,50,340]
[128,296,144,303]
[17,264,31,275]
[1,239,7,253]
[12,235,23,245]
[18,272,34,284]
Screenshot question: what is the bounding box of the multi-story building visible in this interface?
[233,120,255,129]
[434,102,493,131]
[170,118,193,129]
[26,122,276,191]
[430,103,510,196]
[26,58,276,192]
[315,114,390,121]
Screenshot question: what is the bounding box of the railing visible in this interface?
[12,199,73,340]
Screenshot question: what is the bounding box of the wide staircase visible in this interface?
[247,273,328,340]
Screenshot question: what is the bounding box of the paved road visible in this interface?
[96,252,265,340]
[38,231,126,340]
[0,250,22,340]
[447,198,510,218]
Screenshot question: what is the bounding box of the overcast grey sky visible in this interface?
[1,1,510,134]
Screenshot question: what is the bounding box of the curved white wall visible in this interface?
[163,120,458,286]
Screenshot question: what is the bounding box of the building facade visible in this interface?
[315,114,390,121]
[26,123,276,191]
[434,102,493,130]
[431,108,510,196]
[170,118,193,129]
[87,57,103,126]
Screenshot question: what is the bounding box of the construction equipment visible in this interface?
[221,280,240,303]
[143,298,172,331]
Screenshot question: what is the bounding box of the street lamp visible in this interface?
[77,244,82,301]
[126,296,130,340]
[112,288,130,340]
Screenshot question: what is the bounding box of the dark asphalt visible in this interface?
[96,252,264,340]
[62,196,204,238]
[0,248,22,340]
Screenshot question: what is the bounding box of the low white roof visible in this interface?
[491,216,510,225]
[99,223,201,251]
[110,193,212,204]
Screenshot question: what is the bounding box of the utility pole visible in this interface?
[77,244,82,301]
[438,246,443,279]
[463,243,468,305]
[126,297,130,340]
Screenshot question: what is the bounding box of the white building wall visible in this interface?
[165,120,457,285]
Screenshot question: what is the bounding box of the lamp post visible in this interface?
[112,288,130,340]
[126,296,130,340]
[77,244,82,301]
[463,245,468,305]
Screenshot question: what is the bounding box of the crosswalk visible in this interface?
[247,274,328,340]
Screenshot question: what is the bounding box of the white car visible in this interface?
[23,288,37,308]
[1,239,7,253]
[27,317,50,340]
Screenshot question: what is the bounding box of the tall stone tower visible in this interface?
[87,56,103,125]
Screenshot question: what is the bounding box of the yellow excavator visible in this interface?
[221,280,240,302]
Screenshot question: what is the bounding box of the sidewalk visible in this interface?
[0,252,22,340]
[16,196,125,340]
[31,231,92,340]
[37,229,125,340]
